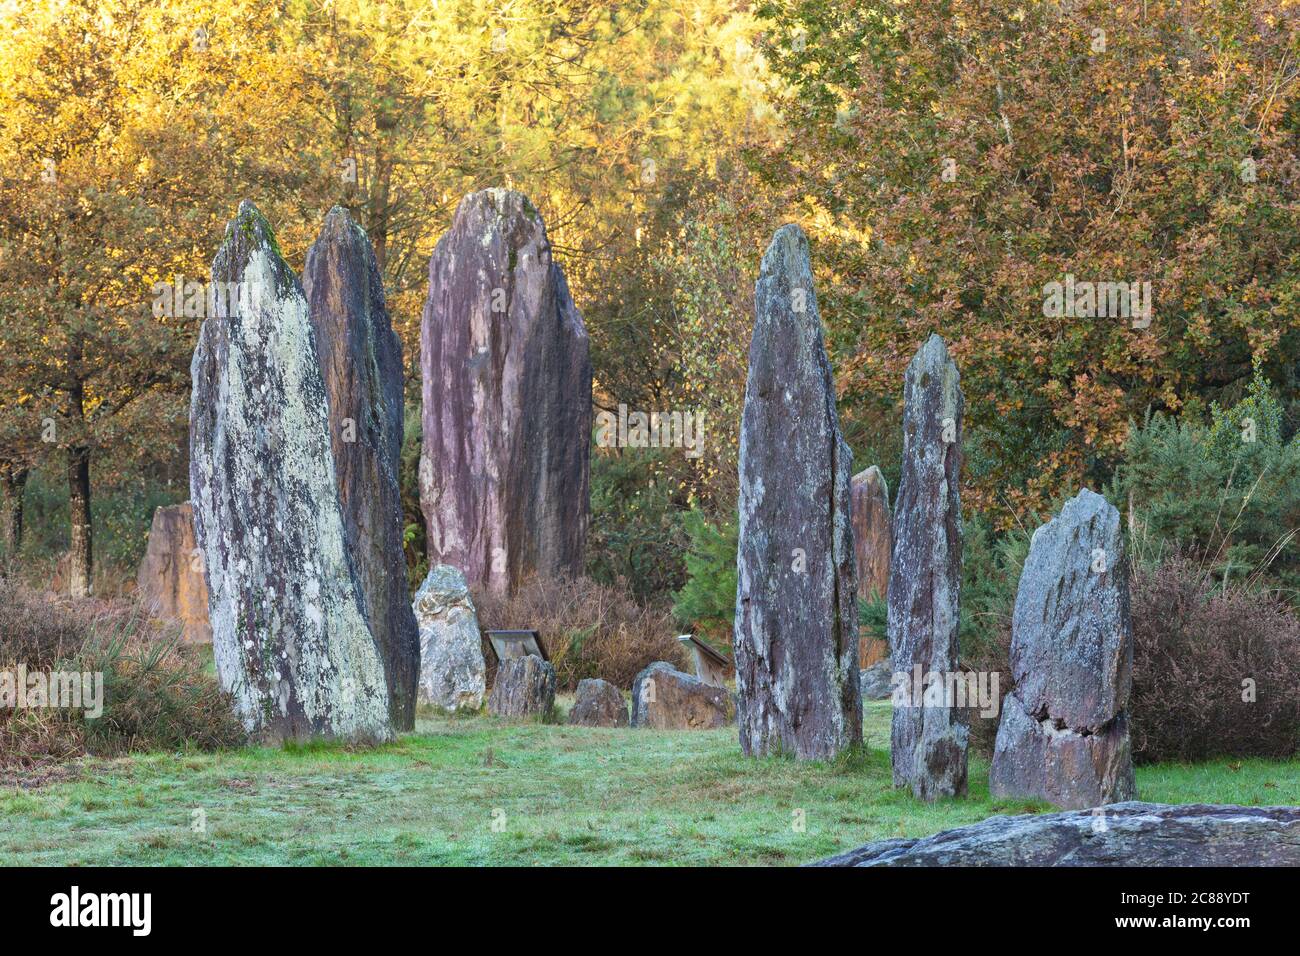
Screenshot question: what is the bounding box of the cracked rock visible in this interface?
[989,488,1136,808]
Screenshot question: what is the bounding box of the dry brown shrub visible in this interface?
[473,574,687,691]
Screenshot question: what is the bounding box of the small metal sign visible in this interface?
[677,634,730,688]
[487,629,548,663]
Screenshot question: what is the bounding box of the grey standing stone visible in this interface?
[860,658,894,701]
[412,565,486,712]
[733,224,860,760]
[814,803,1300,867]
[190,201,392,743]
[888,334,968,799]
[419,188,592,594]
[303,206,420,731]
[488,654,556,719]
[989,488,1136,809]
[630,661,733,730]
[567,677,629,727]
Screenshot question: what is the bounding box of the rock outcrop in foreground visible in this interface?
[304,206,420,730]
[888,334,967,799]
[733,223,860,760]
[814,803,1300,866]
[419,188,592,594]
[989,488,1136,809]
[136,503,211,644]
[190,201,392,743]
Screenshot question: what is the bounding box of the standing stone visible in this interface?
[567,678,629,727]
[190,201,392,743]
[733,224,860,760]
[136,503,211,645]
[989,488,1136,809]
[852,466,892,668]
[303,206,420,731]
[851,467,891,602]
[419,188,592,594]
[411,564,486,712]
[630,662,733,730]
[889,334,968,799]
[488,654,556,719]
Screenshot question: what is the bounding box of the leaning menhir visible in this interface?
[189,201,393,743]
[419,188,592,594]
[304,206,420,731]
[989,488,1136,809]
[733,223,860,760]
[889,334,968,799]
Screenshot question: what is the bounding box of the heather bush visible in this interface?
[474,574,686,692]
[1129,557,1300,763]
[0,579,243,769]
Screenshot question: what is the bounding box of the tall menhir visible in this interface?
[889,334,968,799]
[419,189,592,593]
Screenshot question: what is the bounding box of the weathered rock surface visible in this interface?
[733,224,860,760]
[488,654,556,719]
[567,677,629,727]
[851,466,891,603]
[190,201,392,743]
[631,661,733,730]
[814,803,1300,866]
[860,658,893,701]
[304,206,419,730]
[888,334,968,799]
[989,488,1136,809]
[411,565,486,712]
[419,188,592,594]
[136,503,211,644]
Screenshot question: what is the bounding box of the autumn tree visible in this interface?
[756,0,1300,519]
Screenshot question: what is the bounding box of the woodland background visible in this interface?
[4,0,1300,714]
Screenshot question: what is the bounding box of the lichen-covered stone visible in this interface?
[888,334,968,799]
[419,188,592,594]
[136,503,211,645]
[189,200,392,743]
[815,803,1300,867]
[851,466,891,603]
[860,658,893,702]
[630,661,733,730]
[733,224,860,760]
[488,654,556,719]
[304,206,420,731]
[567,677,628,727]
[412,564,486,712]
[989,488,1136,809]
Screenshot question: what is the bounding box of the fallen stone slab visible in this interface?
[813,802,1300,866]
[567,678,629,727]
[860,658,893,701]
[631,661,733,730]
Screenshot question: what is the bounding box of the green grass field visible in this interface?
[4,701,1298,866]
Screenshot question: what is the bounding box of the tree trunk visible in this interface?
[0,463,28,557]
[67,445,92,597]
